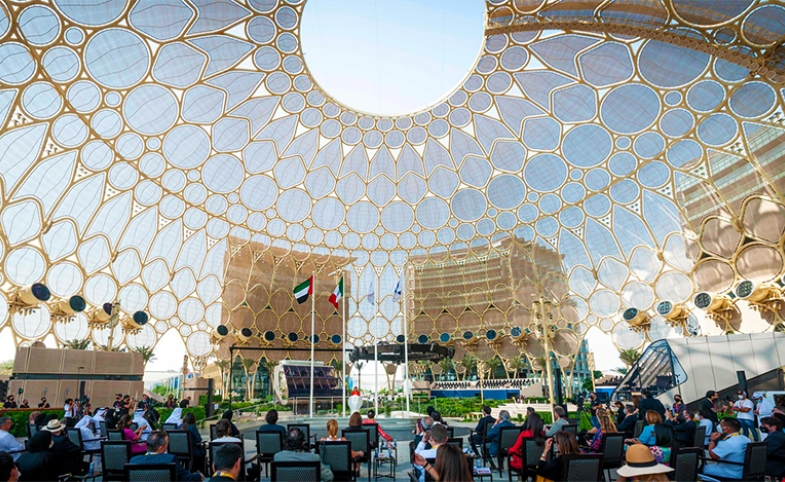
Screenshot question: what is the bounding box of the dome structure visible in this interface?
[0,0,784,373]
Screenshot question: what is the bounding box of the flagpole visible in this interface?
[310,273,315,418]
[402,266,410,418]
[374,273,379,416]
[341,272,346,418]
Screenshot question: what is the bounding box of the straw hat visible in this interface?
[616,444,674,477]
[42,419,64,433]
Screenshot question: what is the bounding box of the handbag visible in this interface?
[536,476,555,482]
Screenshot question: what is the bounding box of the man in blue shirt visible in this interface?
[129,431,204,481]
[0,418,24,461]
[258,409,287,434]
[485,410,515,459]
[702,417,750,480]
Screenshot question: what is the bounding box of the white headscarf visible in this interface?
[92,408,107,435]
[165,407,183,427]
[75,415,101,451]
[133,409,152,441]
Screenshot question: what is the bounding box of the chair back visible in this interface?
[563,453,604,482]
[483,421,494,438]
[693,424,707,447]
[166,430,192,458]
[446,437,463,449]
[499,426,523,453]
[523,439,545,467]
[130,422,139,431]
[27,423,38,438]
[256,430,284,461]
[633,420,645,438]
[318,441,352,477]
[671,447,700,482]
[445,426,454,439]
[286,423,310,442]
[563,424,578,436]
[124,463,177,482]
[100,421,108,436]
[209,424,218,440]
[162,423,178,431]
[363,422,380,448]
[342,428,371,456]
[102,441,132,480]
[600,433,625,466]
[108,430,125,442]
[743,441,768,481]
[66,427,83,448]
[271,461,320,481]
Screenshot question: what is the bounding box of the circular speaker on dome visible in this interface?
[216,325,229,337]
[735,280,755,299]
[102,303,114,315]
[417,334,428,344]
[288,332,298,342]
[310,334,320,343]
[439,332,450,343]
[656,301,673,316]
[31,283,51,302]
[486,329,497,340]
[510,326,522,337]
[264,330,276,342]
[693,292,712,310]
[68,295,86,313]
[396,335,405,343]
[462,331,473,340]
[622,308,638,321]
[332,334,342,344]
[240,327,253,338]
[133,311,149,325]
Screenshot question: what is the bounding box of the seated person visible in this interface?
[258,409,286,434]
[320,419,364,459]
[431,411,447,426]
[16,432,57,481]
[363,409,394,446]
[43,419,84,476]
[206,443,243,482]
[221,411,241,438]
[761,416,785,480]
[666,409,695,449]
[0,418,24,461]
[347,411,363,430]
[535,431,581,481]
[617,404,638,438]
[213,419,241,443]
[546,406,568,437]
[118,414,147,454]
[697,410,715,446]
[413,424,448,482]
[616,443,673,482]
[510,413,546,471]
[470,406,495,456]
[0,451,20,482]
[584,409,617,453]
[485,410,515,459]
[701,417,750,480]
[129,430,203,481]
[627,410,674,464]
[274,428,333,482]
[415,443,473,482]
[414,417,433,447]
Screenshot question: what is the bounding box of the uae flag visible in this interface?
[293,276,313,304]
[329,277,344,310]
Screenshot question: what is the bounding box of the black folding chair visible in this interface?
[124,463,177,481]
[166,430,192,471]
[497,426,523,476]
[479,420,495,465]
[693,424,707,448]
[446,437,463,449]
[701,441,767,481]
[318,440,355,481]
[27,423,39,438]
[101,441,132,482]
[563,424,578,437]
[600,433,625,482]
[342,428,371,482]
[563,453,604,482]
[507,438,544,482]
[671,447,701,482]
[107,430,124,442]
[209,424,218,440]
[100,421,109,436]
[162,423,178,431]
[445,426,455,439]
[67,427,102,465]
[634,420,645,438]
[129,423,139,431]
[271,461,320,481]
[209,441,246,481]
[363,423,380,449]
[256,430,284,478]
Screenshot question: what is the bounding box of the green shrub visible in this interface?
[198,394,223,405]
[0,410,64,438]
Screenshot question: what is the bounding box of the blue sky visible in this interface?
[301,0,486,115]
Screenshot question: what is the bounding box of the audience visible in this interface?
[633,411,674,464]
[616,443,673,482]
[485,409,515,462]
[16,431,56,481]
[414,416,433,446]
[637,390,666,420]
[416,443,473,482]
[213,419,241,443]
[221,410,240,438]
[348,411,363,430]
[702,417,750,480]
[132,408,152,442]
[697,410,715,446]
[585,408,616,453]
[0,451,20,482]
[74,415,101,451]
[258,409,287,434]
[665,408,695,450]
[129,430,203,481]
[618,404,638,438]
[413,424,448,482]
[535,431,581,481]
[754,392,774,440]
[363,409,394,445]
[732,390,758,441]
[470,406,494,456]
[274,428,333,482]
[509,413,546,471]
[26,412,39,426]
[614,401,626,426]
[320,419,363,459]
[206,443,243,482]
[32,413,46,432]
[774,405,785,428]
[118,414,147,454]
[546,406,568,437]
[701,390,721,425]
[431,411,446,426]
[761,416,785,479]
[43,419,83,476]
[166,407,184,428]
[182,412,206,474]
[0,418,24,461]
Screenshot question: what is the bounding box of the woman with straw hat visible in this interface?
[616,444,674,482]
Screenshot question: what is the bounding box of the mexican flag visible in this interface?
[329,277,344,310]
[293,276,313,304]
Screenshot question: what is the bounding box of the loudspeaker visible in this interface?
[737,371,747,395]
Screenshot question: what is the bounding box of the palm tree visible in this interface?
[619,349,641,368]
[261,359,277,398]
[63,339,91,350]
[215,360,231,396]
[459,355,477,380]
[438,357,454,380]
[485,356,502,380]
[240,358,257,401]
[133,346,156,365]
[355,361,365,389]
[0,360,13,375]
[533,357,547,377]
[507,355,528,379]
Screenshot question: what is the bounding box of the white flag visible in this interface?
[392,272,403,302]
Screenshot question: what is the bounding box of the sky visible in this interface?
[300,0,486,115]
[0,0,626,376]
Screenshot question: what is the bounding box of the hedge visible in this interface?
[0,410,64,438]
